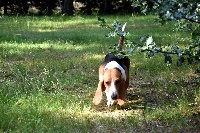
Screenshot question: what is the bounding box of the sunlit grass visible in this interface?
[0,15,199,132]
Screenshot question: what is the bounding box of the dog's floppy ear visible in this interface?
[117,78,127,106]
[93,75,106,105]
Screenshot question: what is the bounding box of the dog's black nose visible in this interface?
[111,94,118,100]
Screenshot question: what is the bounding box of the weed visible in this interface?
[0,15,199,132]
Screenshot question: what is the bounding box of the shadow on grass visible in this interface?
[1,44,200,132]
[1,15,200,132]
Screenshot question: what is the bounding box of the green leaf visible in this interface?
[172,46,182,57]
[106,32,116,37]
[98,17,105,22]
[192,26,200,40]
[177,56,185,66]
[146,36,153,46]
[148,49,160,58]
[131,4,140,8]
[174,11,182,19]
[187,57,193,65]
[117,31,127,36]
[127,48,134,54]
[164,54,172,64]
[113,22,121,31]
[140,35,149,42]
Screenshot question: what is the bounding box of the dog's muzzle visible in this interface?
[111,93,118,100]
[105,80,118,106]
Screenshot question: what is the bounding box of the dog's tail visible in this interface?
[118,22,130,70]
[118,22,127,52]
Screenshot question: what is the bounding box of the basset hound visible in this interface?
[93,53,130,106]
[93,22,130,106]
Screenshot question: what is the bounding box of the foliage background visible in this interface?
[0,0,199,132]
[0,15,199,132]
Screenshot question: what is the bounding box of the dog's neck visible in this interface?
[104,61,126,81]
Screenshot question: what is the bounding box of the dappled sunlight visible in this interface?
[88,54,104,60]
[81,108,143,121]
[1,15,199,132]
[25,16,100,32]
[1,41,91,54]
[36,29,58,32]
[1,16,101,35]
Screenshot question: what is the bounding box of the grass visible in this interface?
[0,15,199,132]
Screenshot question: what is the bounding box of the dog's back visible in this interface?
[103,53,130,70]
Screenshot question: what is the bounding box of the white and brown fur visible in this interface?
[93,23,130,106]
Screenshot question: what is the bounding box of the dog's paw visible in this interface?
[93,96,102,105]
[117,99,126,106]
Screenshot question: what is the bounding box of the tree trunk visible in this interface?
[85,1,92,15]
[47,0,53,15]
[22,0,28,15]
[99,0,111,14]
[63,0,74,15]
[104,0,111,14]
[2,0,8,15]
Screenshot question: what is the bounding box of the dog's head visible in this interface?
[93,60,128,106]
[103,68,124,106]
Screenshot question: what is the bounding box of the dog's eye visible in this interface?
[115,79,120,85]
[105,81,110,85]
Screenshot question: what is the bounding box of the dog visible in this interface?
[93,23,130,106]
